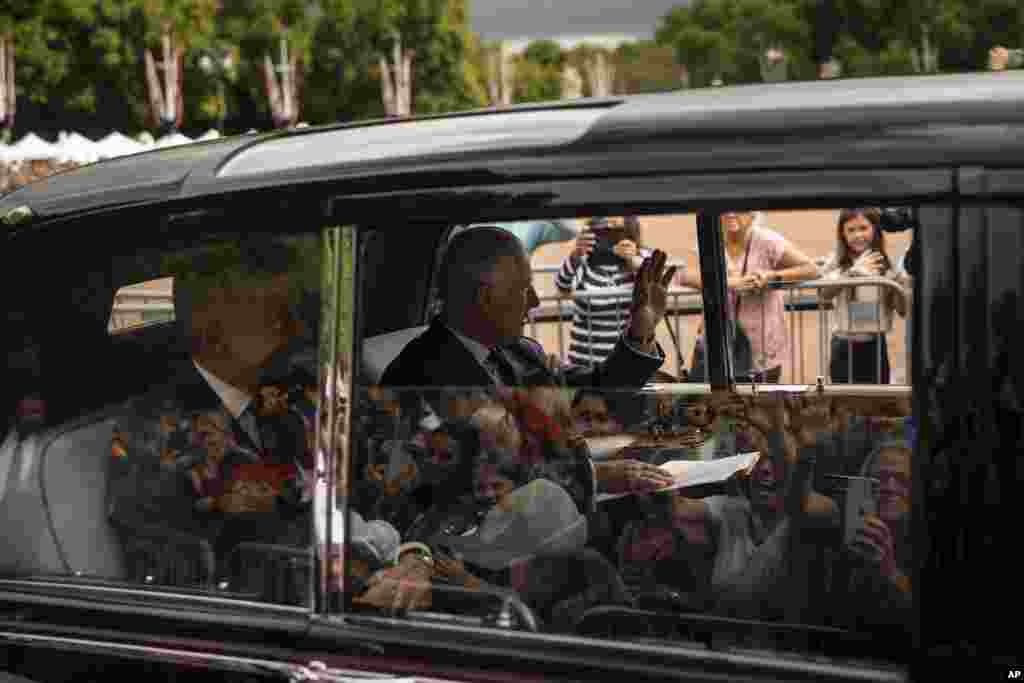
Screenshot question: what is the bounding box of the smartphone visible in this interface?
[843,475,880,548]
[591,227,621,254]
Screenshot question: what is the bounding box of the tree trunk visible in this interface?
[162,30,176,127]
[380,34,412,117]
[280,37,294,124]
[266,37,301,129]
[144,49,164,131]
[0,37,16,135]
[679,64,690,90]
[920,23,937,73]
[264,53,280,116]
[379,55,395,116]
[586,52,614,97]
[561,65,583,99]
[486,42,514,106]
[144,28,182,134]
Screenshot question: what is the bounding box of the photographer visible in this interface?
[556,216,676,367]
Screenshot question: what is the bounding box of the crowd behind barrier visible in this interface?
[526,269,907,385]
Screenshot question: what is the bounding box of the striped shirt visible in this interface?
[555,250,650,366]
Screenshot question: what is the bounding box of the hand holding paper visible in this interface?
[597,451,760,503]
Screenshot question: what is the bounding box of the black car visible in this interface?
[2,71,1023,683]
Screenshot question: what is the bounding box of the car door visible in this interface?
[909,167,1024,673]
[314,155,958,682]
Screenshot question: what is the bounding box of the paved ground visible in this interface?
[529,210,912,385]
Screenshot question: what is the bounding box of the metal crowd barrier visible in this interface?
[527,274,908,386]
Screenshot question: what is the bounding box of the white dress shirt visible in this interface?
[446,325,510,387]
[193,360,261,446]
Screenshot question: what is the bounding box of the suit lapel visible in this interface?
[427,319,495,388]
[170,361,262,454]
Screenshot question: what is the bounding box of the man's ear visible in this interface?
[475,281,494,312]
[194,319,227,356]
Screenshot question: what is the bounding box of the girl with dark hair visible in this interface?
[821,209,908,384]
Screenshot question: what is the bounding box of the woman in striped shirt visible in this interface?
[555,216,657,367]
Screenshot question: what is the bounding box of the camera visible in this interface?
[587,216,639,266]
[878,206,920,233]
[877,206,920,278]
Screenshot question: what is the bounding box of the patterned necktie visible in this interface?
[236,405,263,453]
[487,348,519,387]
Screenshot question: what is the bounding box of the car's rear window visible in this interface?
[108,278,174,332]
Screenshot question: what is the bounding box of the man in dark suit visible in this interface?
[107,238,319,591]
[381,225,677,495]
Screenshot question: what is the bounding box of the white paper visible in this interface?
[596,451,760,503]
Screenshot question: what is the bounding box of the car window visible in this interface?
[109,278,174,332]
[340,206,920,670]
[1,224,325,608]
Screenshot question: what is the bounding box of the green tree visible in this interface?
[811,0,1021,76]
[140,0,220,130]
[5,1,158,135]
[512,58,561,103]
[523,39,563,69]
[563,43,616,96]
[381,0,485,114]
[220,0,315,127]
[305,0,485,122]
[614,40,682,94]
[304,0,383,122]
[657,0,812,87]
[513,39,563,103]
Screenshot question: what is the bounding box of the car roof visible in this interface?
[3,71,1024,227]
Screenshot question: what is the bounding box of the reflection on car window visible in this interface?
[2,231,322,606]
[347,210,918,663]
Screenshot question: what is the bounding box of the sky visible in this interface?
[469,0,688,52]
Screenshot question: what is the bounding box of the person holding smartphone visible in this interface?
[820,208,908,384]
[828,440,913,633]
[556,216,661,367]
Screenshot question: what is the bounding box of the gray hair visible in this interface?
[437,226,525,311]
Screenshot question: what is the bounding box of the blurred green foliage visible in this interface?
[1,0,1019,136]
[655,0,1023,86]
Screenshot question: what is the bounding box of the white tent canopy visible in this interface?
[2,128,237,167]
[154,132,194,148]
[8,133,61,161]
[56,131,101,164]
[95,131,148,159]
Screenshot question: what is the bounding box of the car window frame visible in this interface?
[327,165,962,679]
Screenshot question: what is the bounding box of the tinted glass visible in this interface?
[341,207,917,671]
[1,226,323,607]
